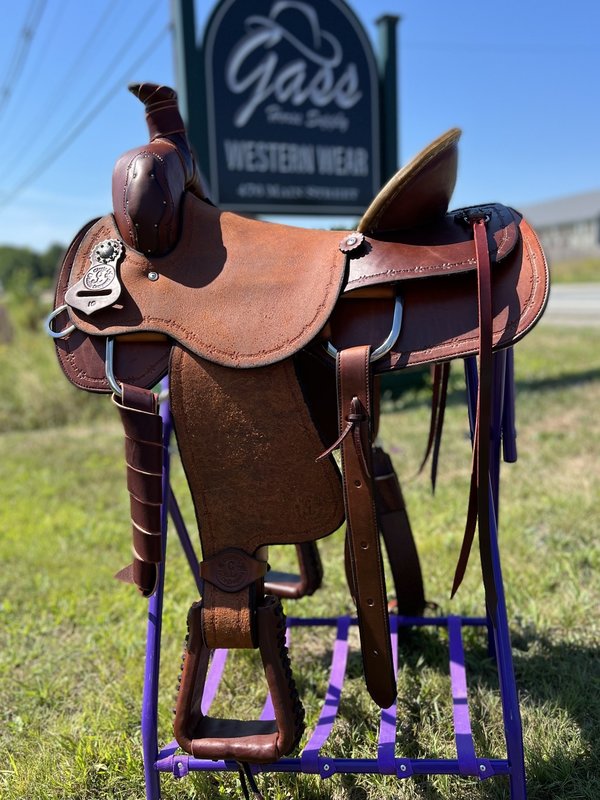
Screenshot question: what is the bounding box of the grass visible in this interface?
[549,257,600,283]
[1,320,599,799]
[0,299,106,433]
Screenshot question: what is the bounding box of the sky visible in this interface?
[0,0,598,251]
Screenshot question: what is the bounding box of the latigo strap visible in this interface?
[451,213,496,609]
[113,383,163,597]
[372,445,426,616]
[336,345,396,709]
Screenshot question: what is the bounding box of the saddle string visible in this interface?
[451,214,496,610]
[418,361,451,491]
[236,762,265,800]
[315,396,370,478]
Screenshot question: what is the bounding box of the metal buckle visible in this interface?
[324,293,403,362]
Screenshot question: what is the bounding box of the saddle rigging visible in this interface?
[48,83,548,765]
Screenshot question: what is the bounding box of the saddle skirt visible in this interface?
[53,194,547,388]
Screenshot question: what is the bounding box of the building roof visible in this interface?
[520,190,600,228]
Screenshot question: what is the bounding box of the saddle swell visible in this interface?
[50,83,549,766]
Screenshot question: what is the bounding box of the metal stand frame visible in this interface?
[141,350,526,798]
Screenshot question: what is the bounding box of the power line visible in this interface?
[0,23,172,211]
[26,0,123,137]
[0,0,48,124]
[45,0,162,157]
[404,40,598,55]
[15,0,71,90]
[2,0,137,185]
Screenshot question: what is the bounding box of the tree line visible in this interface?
[0,243,66,294]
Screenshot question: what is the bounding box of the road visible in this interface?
[542,283,600,326]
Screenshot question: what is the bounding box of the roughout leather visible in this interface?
[56,200,546,382]
[168,344,344,652]
[63,201,348,369]
[168,346,345,555]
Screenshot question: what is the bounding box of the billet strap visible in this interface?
[372,445,426,616]
[451,214,496,609]
[264,542,323,599]
[419,361,451,492]
[112,384,163,597]
[174,596,304,763]
[336,345,396,709]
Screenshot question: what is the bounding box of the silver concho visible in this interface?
[65,238,124,315]
[83,264,116,291]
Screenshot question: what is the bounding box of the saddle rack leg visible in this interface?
[141,384,173,800]
[464,353,527,800]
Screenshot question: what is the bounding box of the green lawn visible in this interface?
[550,257,600,283]
[1,321,599,799]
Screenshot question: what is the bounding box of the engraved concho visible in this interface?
[83,263,116,291]
[65,237,125,315]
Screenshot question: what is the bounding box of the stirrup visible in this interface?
[174,596,304,763]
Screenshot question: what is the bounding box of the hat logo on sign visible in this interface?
[225,1,362,128]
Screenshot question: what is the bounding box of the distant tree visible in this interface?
[39,243,66,284]
[0,247,40,291]
[0,243,66,292]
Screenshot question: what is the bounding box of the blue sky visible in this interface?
[1,0,598,250]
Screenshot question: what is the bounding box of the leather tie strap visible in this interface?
[336,345,396,709]
[451,215,496,610]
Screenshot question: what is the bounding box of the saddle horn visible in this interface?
[112,83,207,256]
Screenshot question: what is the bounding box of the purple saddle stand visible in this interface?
[141,349,527,799]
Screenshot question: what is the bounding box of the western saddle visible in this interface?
[48,83,548,767]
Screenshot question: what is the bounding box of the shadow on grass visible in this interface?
[387,626,600,799]
[291,623,598,798]
[514,367,600,394]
